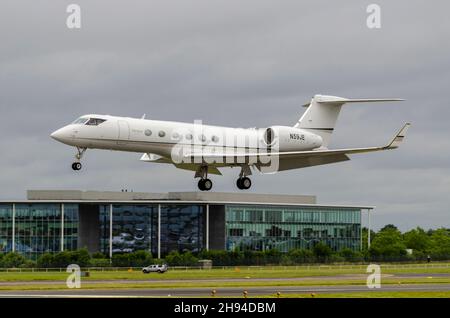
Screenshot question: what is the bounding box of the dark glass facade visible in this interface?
[159,205,204,255]
[0,202,363,258]
[15,204,62,258]
[0,205,13,253]
[225,205,361,252]
[108,205,158,253]
[63,204,79,252]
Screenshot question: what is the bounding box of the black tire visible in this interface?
[198,179,205,191]
[241,177,251,190]
[203,179,213,191]
[236,178,243,189]
[72,162,82,171]
[142,270,148,274]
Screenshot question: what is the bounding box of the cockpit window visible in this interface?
[72,117,89,125]
[86,118,107,126]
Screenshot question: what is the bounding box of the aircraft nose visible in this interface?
[51,127,67,142]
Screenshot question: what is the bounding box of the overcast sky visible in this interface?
[0,0,449,231]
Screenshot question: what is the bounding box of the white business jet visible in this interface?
[51,94,410,191]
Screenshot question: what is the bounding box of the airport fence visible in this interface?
[1,262,450,273]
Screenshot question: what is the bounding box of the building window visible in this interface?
[229,229,244,237]
[265,210,282,223]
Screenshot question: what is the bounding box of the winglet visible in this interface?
[385,123,411,149]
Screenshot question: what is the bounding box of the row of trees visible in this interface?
[0,226,449,268]
[363,225,450,261]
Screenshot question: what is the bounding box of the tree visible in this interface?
[338,248,363,262]
[0,252,27,268]
[403,227,431,252]
[313,242,333,262]
[37,253,55,268]
[430,228,450,258]
[287,249,315,264]
[369,227,407,260]
[380,224,399,232]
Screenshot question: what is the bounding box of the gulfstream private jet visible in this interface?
[51,94,410,191]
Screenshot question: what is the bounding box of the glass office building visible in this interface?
[0,191,372,259]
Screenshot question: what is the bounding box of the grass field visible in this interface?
[1,264,450,282]
[0,264,449,296]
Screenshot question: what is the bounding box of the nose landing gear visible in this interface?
[72,147,86,171]
[72,162,82,171]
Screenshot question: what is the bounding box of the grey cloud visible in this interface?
[0,0,449,230]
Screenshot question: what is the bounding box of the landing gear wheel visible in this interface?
[236,177,251,190]
[198,178,213,191]
[72,162,82,171]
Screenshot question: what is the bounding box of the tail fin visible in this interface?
[294,94,404,148]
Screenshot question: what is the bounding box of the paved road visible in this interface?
[1,273,448,286]
[0,284,449,298]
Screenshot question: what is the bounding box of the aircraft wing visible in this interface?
[182,123,411,172]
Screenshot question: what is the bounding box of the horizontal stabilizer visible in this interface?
[302,95,405,107]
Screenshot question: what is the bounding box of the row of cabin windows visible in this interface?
[144,130,220,143]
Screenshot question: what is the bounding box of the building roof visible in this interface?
[0,190,374,210]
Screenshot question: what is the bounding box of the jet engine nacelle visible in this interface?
[262,126,323,152]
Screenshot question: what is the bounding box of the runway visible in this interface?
[0,284,449,298]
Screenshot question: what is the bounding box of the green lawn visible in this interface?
[0,264,449,292]
[1,264,449,282]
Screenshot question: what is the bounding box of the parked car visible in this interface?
[142,264,168,274]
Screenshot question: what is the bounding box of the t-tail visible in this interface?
[294,94,405,148]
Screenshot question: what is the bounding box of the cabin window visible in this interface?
[172,132,181,140]
[212,135,219,143]
[86,118,106,126]
[185,134,193,140]
[199,134,207,142]
[145,130,152,136]
[158,131,166,137]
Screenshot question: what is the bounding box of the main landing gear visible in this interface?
[198,178,213,191]
[72,147,86,171]
[196,165,213,191]
[236,177,251,190]
[236,165,252,190]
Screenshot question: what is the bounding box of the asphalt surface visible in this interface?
[1,273,448,286]
[0,284,449,298]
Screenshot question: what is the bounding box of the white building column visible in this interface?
[61,203,65,252]
[367,209,371,250]
[109,204,113,259]
[157,204,161,259]
[206,204,209,251]
[12,204,15,252]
